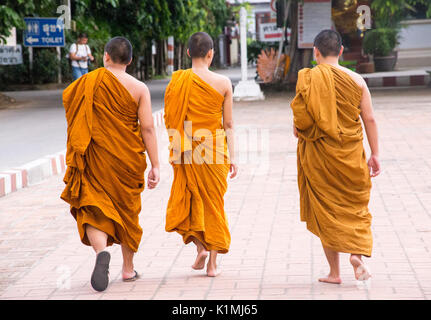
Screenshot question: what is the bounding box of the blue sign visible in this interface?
[23,17,65,47]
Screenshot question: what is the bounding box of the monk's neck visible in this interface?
[191,59,210,71]
[105,64,127,74]
[318,56,340,67]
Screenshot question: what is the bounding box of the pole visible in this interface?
[167,36,174,75]
[240,7,248,82]
[28,47,33,83]
[57,46,62,84]
[274,0,290,81]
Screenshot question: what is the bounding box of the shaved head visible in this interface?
[104,36,133,65]
[314,30,342,57]
[187,32,213,59]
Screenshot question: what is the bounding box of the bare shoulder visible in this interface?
[212,72,232,92]
[339,65,367,89]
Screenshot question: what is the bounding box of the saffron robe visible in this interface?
[290,63,373,257]
[60,67,147,253]
[164,69,231,253]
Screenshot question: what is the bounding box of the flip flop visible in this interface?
[123,270,140,282]
[90,251,111,292]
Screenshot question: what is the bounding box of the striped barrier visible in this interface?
[0,109,165,198]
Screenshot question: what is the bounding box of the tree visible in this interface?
[0,0,56,42]
[0,0,230,83]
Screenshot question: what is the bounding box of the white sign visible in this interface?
[0,45,23,65]
[1,27,17,46]
[259,23,283,42]
[298,0,332,49]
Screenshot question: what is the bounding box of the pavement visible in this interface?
[1,87,431,300]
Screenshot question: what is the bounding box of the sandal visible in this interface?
[90,251,111,292]
[123,270,140,282]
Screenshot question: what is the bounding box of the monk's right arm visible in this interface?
[360,83,381,177]
[138,84,160,187]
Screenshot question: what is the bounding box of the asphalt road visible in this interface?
[0,67,254,172]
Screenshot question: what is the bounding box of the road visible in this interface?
[0,67,255,172]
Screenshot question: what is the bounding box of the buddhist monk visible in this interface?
[290,30,381,284]
[61,36,160,292]
[164,32,238,277]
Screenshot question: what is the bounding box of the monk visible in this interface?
[61,36,160,292]
[290,30,381,284]
[164,32,238,277]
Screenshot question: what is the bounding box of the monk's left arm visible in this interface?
[138,84,160,171]
[360,83,381,177]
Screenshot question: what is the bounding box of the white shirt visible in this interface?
[69,43,91,69]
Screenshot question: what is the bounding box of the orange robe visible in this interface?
[164,69,231,253]
[290,64,373,257]
[60,67,147,252]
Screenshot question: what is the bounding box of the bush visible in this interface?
[0,63,29,89]
[363,28,399,57]
[32,48,60,84]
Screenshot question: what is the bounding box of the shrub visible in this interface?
[363,28,399,57]
[31,48,60,84]
[0,63,29,89]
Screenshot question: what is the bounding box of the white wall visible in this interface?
[398,20,431,50]
[396,19,431,68]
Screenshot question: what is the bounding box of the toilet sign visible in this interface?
[23,17,65,47]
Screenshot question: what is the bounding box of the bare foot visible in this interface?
[192,250,208,270]
[122,267,136,280]
[350,255,371,281]
[206,263,221,277]
[318,274,342,284]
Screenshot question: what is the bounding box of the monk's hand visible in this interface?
[293,126,298,138]
[367,154,381,178]
[147,167,160,189]
[229,162,238,180]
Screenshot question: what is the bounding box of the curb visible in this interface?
[363,71,430,88]
[0,109,165,198]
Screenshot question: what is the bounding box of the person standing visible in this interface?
[61,36,160,292]
[69,33,95,81]
[164,32,238,277]
[291,30,381,284]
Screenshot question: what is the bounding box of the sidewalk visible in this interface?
[1,88,431,300]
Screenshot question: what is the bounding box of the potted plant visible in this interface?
[362,28,399,72]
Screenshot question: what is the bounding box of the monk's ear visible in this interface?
[339,45,344,57]
[127,58,132,66]
[186,49,191,58]
[313,47,319,60]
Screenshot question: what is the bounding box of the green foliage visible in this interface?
[362,28,399,57]
[32,48,60,84]
[311,60,357,71]
[371,0,431,28]
[0,63,29,89]
[0,0,57,42]
[0,0,229,83]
